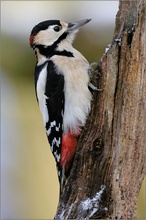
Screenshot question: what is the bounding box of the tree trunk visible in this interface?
[55,0,146,219]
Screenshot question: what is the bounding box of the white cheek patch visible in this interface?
[34,24,67,46]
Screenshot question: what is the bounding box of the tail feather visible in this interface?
[59,132,78,194]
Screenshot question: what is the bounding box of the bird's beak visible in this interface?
[67,18,91,32]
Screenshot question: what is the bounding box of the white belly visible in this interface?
[51,54,92,135]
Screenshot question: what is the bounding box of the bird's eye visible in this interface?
[53,26,61,32]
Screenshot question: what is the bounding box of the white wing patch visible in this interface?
[52,137,61,147]
[46,121,61,135]
[36,63,49,124]
[49,137,61,152]
[53,150,61,162]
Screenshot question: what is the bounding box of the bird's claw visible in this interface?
[88,62,102,91]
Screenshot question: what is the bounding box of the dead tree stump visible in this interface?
[55,0,146,219]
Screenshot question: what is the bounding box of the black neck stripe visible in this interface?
[36,45,74,58]
[35,32,74,58]
[54,32,68,45]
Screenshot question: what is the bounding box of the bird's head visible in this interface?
[29,19,91,52]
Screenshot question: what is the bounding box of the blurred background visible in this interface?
[1,1,145,219]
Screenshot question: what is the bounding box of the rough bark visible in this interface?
[55,0,146,219]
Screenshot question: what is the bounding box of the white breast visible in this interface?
[51,48,92,135]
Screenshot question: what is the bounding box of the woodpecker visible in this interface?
[29,19,92,193]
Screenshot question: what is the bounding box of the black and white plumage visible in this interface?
[34,59,64,184]
[30,19,92,192]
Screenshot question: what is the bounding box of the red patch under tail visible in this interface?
[61,132,78,174]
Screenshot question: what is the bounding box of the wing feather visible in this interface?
[35,60,64,183]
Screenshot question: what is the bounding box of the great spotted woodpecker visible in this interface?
[30,19,92,193]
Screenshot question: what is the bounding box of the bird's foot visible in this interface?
[88,62,103,91]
